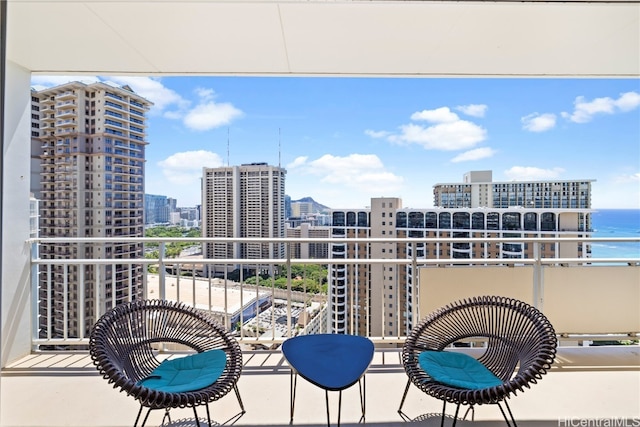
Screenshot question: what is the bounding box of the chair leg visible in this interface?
[463,405,475,421]
[398,378,411,413]
[135,406,152,427]
[162,408,172,426]
[234,384,246,414]
[337,390,343,427]
[205,402,213,427]
[289,370,297,424]
[358,376,366,421]
[325,390,331,427]
[193,407,201,427]
[497,400,517,427]
[451,403,461,427]
[440,401,447,427]
[133,405,144,427]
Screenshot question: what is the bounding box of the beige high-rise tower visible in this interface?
[31,81,151,342]
[202,163,286,275]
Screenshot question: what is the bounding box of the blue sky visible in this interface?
[32,76,640,210]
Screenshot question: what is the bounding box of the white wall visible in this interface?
[1,61,32,367]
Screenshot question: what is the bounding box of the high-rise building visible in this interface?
[286,223,330,259]
[202,163,286,275]
[291,201,314,218]
[144,194,172,224]
[329,197,402,336]
[32,81,151,341]
[329,172,594,337]
[433,170,594,210]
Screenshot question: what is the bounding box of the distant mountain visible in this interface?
[291,196,331,213]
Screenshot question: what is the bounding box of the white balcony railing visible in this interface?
[30,236,640,351]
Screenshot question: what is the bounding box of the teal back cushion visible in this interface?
[418,351,503,390]
[137,349,227,393]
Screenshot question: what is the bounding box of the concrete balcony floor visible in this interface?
[1,346,639,427]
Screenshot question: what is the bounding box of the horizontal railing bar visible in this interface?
[32,257,639,266]
[31,333,640,348]
[29,236,640,244]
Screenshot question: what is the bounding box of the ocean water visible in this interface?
[591,209,640,259]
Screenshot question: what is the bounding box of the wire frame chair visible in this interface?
[399,295,557,427]
[89,299,245,427]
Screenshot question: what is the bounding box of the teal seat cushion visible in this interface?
[137,349,227,393]
[418,351,503,390]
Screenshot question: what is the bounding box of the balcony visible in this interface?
[1,236,639,426]
[4,2,640,425]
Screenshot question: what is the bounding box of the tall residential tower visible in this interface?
[31,81,151,341]
[202,163,286,275]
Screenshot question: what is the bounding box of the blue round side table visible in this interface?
[282,334,375,427]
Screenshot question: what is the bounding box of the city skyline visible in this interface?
[32,76,640,210]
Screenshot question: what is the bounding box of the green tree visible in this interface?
[144,226,201,258]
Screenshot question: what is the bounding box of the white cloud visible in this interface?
[382,106,487,151]
[456,104,488,118]
[521,113,557,132]
[613,172,640,184]
[183,102,243,131]
[177,86,243,131]
[410,107,459,123]
[364,129,391,139]
[107,76,186,113]
[289,153,404,195]
[157,150,224,185]
[195,87,215,101]
[593,173,640,209]
[390,121,487,151]
[287,156,309,169]
[562,91,640,123]
[451,147,496,163]
[616,92,640,112]
[504,166,565,181]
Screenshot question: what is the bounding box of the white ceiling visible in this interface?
[6,0,640,77]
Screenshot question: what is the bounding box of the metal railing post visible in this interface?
[30,242,39,350]
[286,242,292,338]
[533,241,543,311]
[158,242,166,300]
[411,241,418,335]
